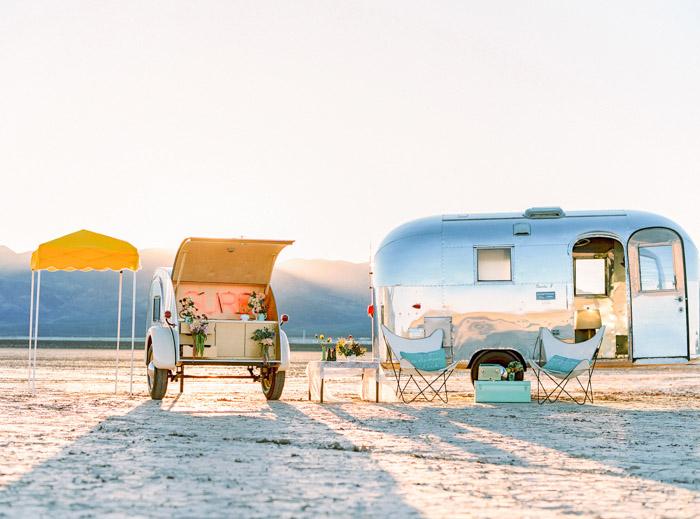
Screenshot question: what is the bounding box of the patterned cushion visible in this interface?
[400,349,447,372]
[544,355,582,374]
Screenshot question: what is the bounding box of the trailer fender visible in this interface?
[146,326,177,371]
[467,348,527,369]
[279,329,291,371]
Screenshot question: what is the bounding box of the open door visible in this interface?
[628,228,688,359]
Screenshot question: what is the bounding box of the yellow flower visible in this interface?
[319,334,324,340]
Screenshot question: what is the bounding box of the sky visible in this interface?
[1,1,699,263]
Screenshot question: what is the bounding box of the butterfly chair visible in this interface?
[527,326,606,405]
[381,325,458,403]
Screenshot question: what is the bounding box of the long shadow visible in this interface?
[0,399,422,518]
[324,401,700,492]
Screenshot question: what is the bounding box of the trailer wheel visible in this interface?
[470,351,524,385]
[261,369,285,400]
[147,345,169,400]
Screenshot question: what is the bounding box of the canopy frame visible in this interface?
[27,230,140,395]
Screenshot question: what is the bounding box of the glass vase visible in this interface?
[194,333,206,358]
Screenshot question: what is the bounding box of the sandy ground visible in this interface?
[1,349,700,518]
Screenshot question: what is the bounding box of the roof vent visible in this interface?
[524,207,565,219]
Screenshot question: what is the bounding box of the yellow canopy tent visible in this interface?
[28,230,141,394]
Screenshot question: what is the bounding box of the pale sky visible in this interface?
[2,1,699,262]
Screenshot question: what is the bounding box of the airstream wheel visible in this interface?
[147,345,169,400]
[470,351,524,385]
[261,369,285,400]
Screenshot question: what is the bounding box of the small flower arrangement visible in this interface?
[315,333,335,361]
[506,361,524,381]
[251,326,275,362]
[247,291,267,319]
[179,297,209,357]
[336,336,366,358]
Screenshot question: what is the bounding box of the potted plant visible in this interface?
[506,361,524,381]
[178,297,209,358]
[315,333,335,361]
[336,335,367,358]
[251,326,275,362]
[247,291,267,321]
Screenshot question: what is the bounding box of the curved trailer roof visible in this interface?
[374,209,698,287]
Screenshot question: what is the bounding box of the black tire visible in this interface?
[470,350,524,385]
[147,345,169,400]
[261,370,285,400]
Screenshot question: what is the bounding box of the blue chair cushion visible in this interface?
[544,355,581,374]
[400,349,447,372]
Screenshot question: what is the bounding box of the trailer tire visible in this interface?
[470,350,524,385]
[261,370,285,400]
[147,345,169,400]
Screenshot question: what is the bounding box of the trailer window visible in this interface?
[639,245,676,291]
[152,296,161,322]
[477,248,512,281]
[574,258,606,296]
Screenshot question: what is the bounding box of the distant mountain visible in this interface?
[0,246,31,271]
[272,259,371,337]
[0,246,370,339]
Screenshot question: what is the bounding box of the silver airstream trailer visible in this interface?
[372,208,699,382]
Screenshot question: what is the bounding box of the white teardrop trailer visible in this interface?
[145,237,293,400]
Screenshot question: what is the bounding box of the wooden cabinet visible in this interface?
[216,322,246,357]
[244,322,269,358]
[179,320,278,360]
[180,322,217,358]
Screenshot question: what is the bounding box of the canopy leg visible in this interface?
[32,271,41,394]
[115,270,123,394]
[129,271,136,395]
[27,271,35,391]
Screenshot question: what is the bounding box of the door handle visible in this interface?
[679,307,685,313]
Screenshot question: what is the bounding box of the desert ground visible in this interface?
[1,348,700,518]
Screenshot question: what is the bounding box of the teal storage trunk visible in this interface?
[475,381,531,403]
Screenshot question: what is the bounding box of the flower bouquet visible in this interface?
[247,291,267,320]
[506,361,524,381]
[179,297,209,357]
[315,333,335,361]
[251,326,276,362]
[336,336,366,358]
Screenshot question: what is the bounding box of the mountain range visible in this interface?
[0,246,371,339]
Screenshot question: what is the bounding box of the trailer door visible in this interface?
[629,228,688,359]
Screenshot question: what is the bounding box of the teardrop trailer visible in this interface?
[372,208,699,382]
[145,238,294,400]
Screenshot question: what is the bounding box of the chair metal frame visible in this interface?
[529,328,604,405]
[383,332,457,404]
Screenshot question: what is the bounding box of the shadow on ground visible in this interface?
[0,399,422,518]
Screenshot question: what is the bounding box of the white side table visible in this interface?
[306,360,382,403]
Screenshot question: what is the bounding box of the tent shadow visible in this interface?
[0,399,423,518]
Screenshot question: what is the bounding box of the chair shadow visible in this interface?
[0,399,423,518]
[323,400,700,492]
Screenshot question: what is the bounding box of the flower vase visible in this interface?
[508,372,515,381]
[257,313,267,321]
[193,333,206,358]
[321,345,327,361]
